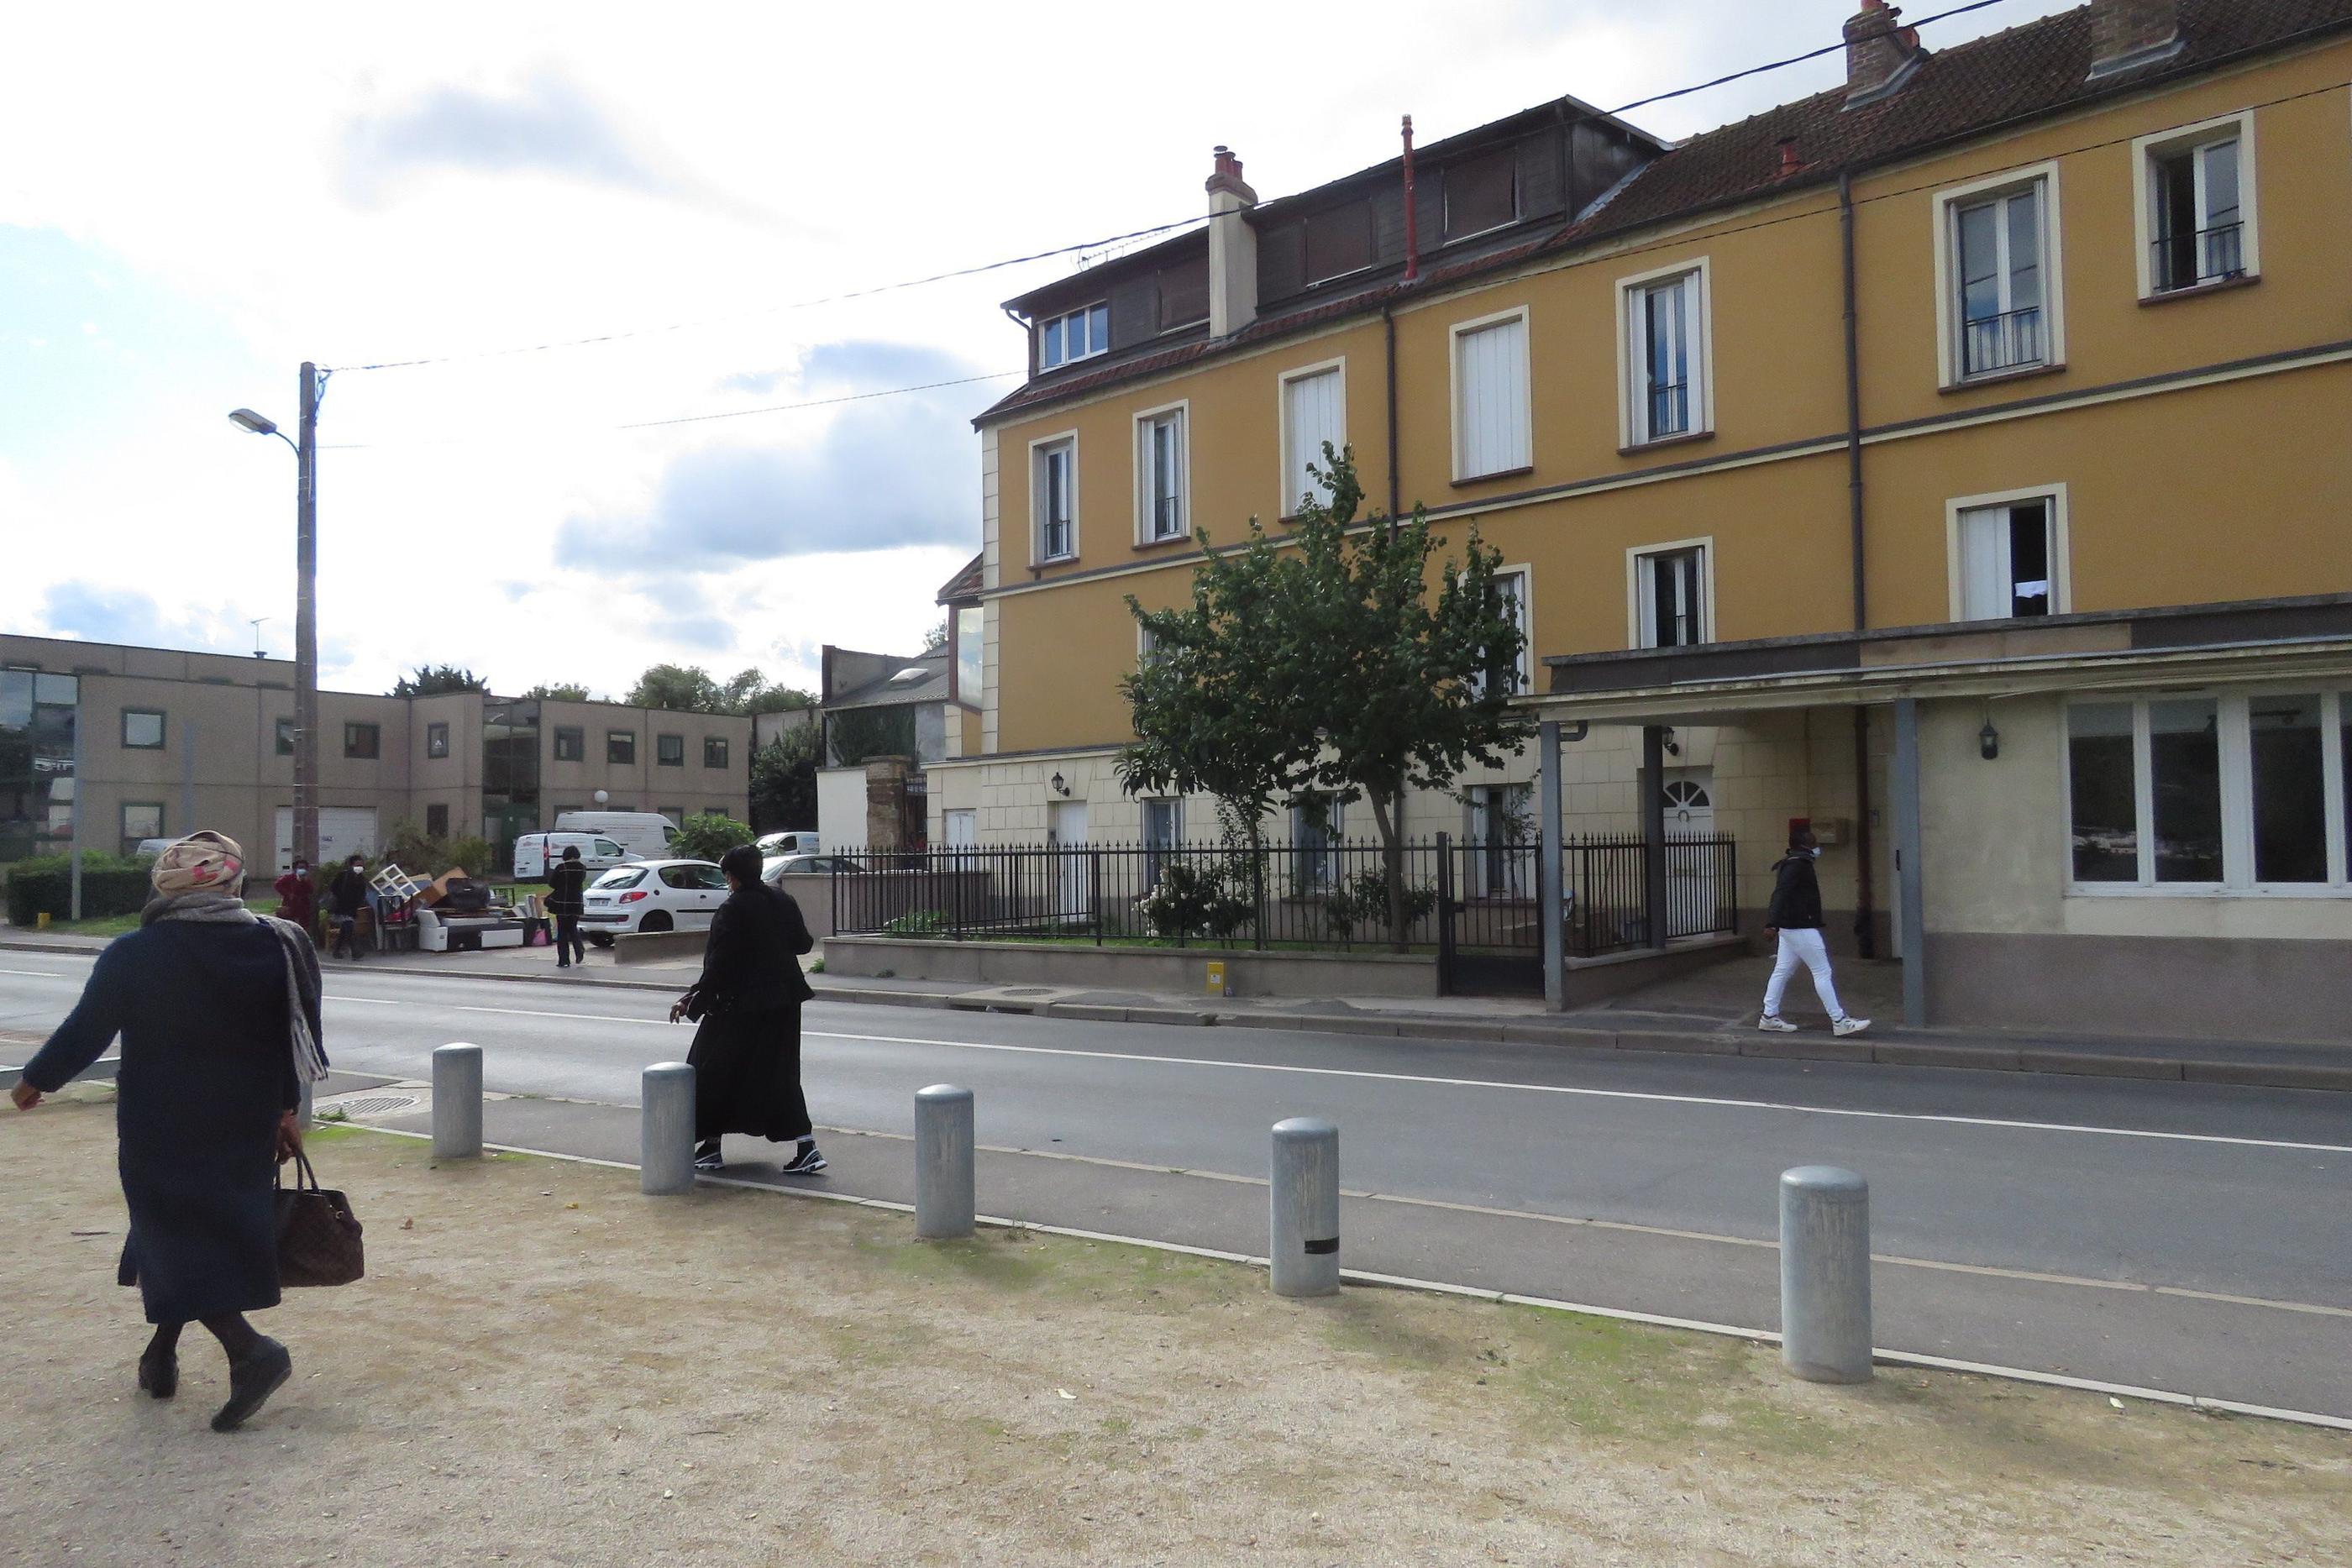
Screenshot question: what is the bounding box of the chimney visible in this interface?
[1205,145,1258,338]
[1843,0,1924,109]
[2087,0,2183,80]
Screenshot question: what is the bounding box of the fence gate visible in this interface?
[1436,833,1545,997]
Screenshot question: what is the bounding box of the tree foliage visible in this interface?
[624,663,814,716]
[520,682,592,701]
[674,811,755,863]
[392,664,489,697]
[827,706,917,768]
[750,724,820,831]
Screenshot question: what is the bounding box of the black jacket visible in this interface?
[685,882,816,1015]
[544,859,588,917]
[327,868,370,917]
[1766,852,1824,931]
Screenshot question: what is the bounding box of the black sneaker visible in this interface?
[694,1143,726,1172]
[210,1337,292,1433]
[138,1345,177,1400]
[780,1141,828,1176]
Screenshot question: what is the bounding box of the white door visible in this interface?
[943,809,977,852]
[1662,769,1716,937]
[276,806,380,873]
[1048,800,1089,919]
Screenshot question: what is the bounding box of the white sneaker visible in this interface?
[1757,1014,1798,1033]
[1833,1017,1872,1038]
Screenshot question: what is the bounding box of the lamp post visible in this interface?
[228,362,323,873]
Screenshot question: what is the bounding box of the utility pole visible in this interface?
[294,361,321,873]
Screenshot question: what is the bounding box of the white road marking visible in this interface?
[0,968,67,978]
[324,996,402,1006]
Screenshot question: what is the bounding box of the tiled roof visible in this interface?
[829,650,952,711]
[974,0,2352,429]
[936,552,984,606]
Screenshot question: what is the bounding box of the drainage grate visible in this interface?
[322,1093,420,1119]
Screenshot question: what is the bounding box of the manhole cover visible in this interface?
[324,1094,419,1118]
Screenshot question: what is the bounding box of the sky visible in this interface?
[0,0,2081,700]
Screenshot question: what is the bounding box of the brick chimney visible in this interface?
[1205,145,1258,339]
[1844,0,1924,109]
[2087,0,2183,80]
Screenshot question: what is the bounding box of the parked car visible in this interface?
[130,837,179,860]
[579,858,729,946]
[512,831,635,882]
[763,853,862,882]
[755,830,821,856]
[554,810,682,861]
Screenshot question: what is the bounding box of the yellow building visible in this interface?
[936,0,2352,1041]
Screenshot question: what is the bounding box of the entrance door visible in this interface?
[1662,768,1717,938]
[1048,800,1089,920]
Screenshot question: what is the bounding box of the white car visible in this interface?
[763,852,862,882]
[580,858,729,946]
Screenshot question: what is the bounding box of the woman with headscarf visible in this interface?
[10,830,328,1433]
[669,844,826,1175]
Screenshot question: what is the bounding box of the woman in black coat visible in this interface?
[11,831,327,1433]
[670,845,827,1175]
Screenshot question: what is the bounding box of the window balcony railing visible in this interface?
[1040,518,1072,559]
[1151,495,1184,540]
[1960,306,2045,378]
[2152,221,2245,293]
[1645,380,1691,439]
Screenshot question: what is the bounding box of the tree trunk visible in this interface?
[1368,787,1408,953]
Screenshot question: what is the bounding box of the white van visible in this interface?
[756,830,821,856]
[512,831,636,882]
[553,810,682,862]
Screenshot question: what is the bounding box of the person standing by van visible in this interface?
[544,845,589,968]
[1759,826,1869,1037]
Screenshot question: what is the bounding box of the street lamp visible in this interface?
[228,364,324,873]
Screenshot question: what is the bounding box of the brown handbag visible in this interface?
[275,1146,365,1288]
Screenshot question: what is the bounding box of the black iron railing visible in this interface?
[1960,305,2045,377]
[1646,380,1691,439]
[2152,221,2244,293]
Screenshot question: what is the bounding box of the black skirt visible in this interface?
[685,1000,811,1143]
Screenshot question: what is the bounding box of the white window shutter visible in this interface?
[1457,317,1530,478]
[1956,506,2011,619]
[1283,370,1342,514]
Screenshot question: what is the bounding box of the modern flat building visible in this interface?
[0,633,751,873]
[937,0,2352,1041]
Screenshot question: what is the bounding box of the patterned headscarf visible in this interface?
[150,830,247,898]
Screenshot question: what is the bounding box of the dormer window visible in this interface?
[1039,303,1110,370]
[1444,146,1519,242]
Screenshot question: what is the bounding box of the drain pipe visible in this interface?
[1841,171,1878,961]
[1383,303,1402,526]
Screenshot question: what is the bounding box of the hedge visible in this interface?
[7,864,154,926]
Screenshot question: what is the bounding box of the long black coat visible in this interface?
[681,884,815,1143]
[23,922,319,1324]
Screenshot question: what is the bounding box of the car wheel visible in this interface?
[640,910,675,934]
[587,933,614,948]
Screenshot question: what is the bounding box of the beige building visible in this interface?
[0,634,750,874]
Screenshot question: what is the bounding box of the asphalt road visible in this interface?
[6,952,2349,1419]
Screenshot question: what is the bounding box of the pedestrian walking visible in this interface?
[10,830,328,1433]
[669,844,826,1175]
[544,844,589,968]
[326,855,370,960]
[272,857,315,941]
[1759,825,1870,1037]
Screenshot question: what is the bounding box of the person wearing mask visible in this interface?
[1759,825,1869,1037]
[669,845,826,1175]
[11,830,327,1433]
[272,857,315,941]
[326,855,370,961]
[544,845,589,969]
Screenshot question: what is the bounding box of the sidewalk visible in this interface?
[6,1094,2345,1567]
[10,926,2348,1092]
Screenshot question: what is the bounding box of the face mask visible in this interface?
[1809,846,1822,859]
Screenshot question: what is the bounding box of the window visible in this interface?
[2136,113,2256,297]
[427,721,449,759]
[1303,203,1373,282]
[954,605,984,708]
[1630,543,1711,649]
[1137,622,1160,667]
[1469,783,1535,898]
[606,731,635,765]
[1278,362,1345,517]
[704,737,730,769]
[1136,406,1188,543]
[1948,487,2067,622]
[1444,147,1518,241]
[1038,303,1109,370]
[1937,168,2061,383]
[2066,692,2352,893]
[658,806,684,827]
[275,717,296,756]
[426,803,449,838]
[121,709,165,749]
[1619,262,1711,447]
[1291,795,1343,894]
[704,805,728,819]
[344,721,380,759]
[119,802,162,857]
[1142,798,1183,885]
[1451,310,1531,480]
[657,733,685,767]
[595,838,623,857]
[1473,569,1531,697]
[1032,437,1077,562]
[554,726,584,762]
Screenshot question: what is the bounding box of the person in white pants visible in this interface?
[1759,826,1869,1037]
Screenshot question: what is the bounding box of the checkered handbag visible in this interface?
[274,1147,365,1288]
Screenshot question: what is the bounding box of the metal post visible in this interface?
[640,1061,696,1195]
[431,1043,484,1159]
[1269,1116,1340,1298]
[914,1083,976,1240]
[293,361,321,874]
[181,718,197,846]
[1779,1165,1872,1384]
[68,693,84,922]
[1641,726,1669,950]
[1538,720,1565,1010]
[1893,696,1926,1027]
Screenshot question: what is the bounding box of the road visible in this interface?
[5,951,2349,1419]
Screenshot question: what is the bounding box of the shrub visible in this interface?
[882,908,948,936]
[381,821,496,878]
[1320,867,1437,942]
[5,852,155,926]
[1138,859,1256,943]
[675,812,755,863]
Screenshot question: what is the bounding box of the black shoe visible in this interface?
[780,1141,828,1176]
[210,1337,291,1433]
[137,1346,177,1400]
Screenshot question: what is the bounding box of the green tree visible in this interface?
[625,663,727,713]
[721,669,816,716]
[392,664,490,697]
[827,706,917,768]
[520,682,592,701]
[674,812,754,863]
[921,618,950,653]
[750,724,820,831]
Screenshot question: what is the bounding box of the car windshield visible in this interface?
[592,868,645,890]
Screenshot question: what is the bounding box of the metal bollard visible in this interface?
[641,1062,696,1196]
[1269,1117,1341,1298]
[914,1083,976,1240]
[1779,1165,1873,1384]
[430,1043,484,1160]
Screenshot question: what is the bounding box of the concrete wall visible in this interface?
[826,934,1436,999]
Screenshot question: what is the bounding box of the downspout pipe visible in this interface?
[1840,170,1879,961]
[1383,303,1401,526]
[1401,116,1420,282]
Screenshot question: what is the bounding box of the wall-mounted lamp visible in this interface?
[1049,773,1071,797]
[1979,718,2000,761]
[1662,726,1682,758]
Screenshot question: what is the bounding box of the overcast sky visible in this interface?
[0,0,2078,700]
